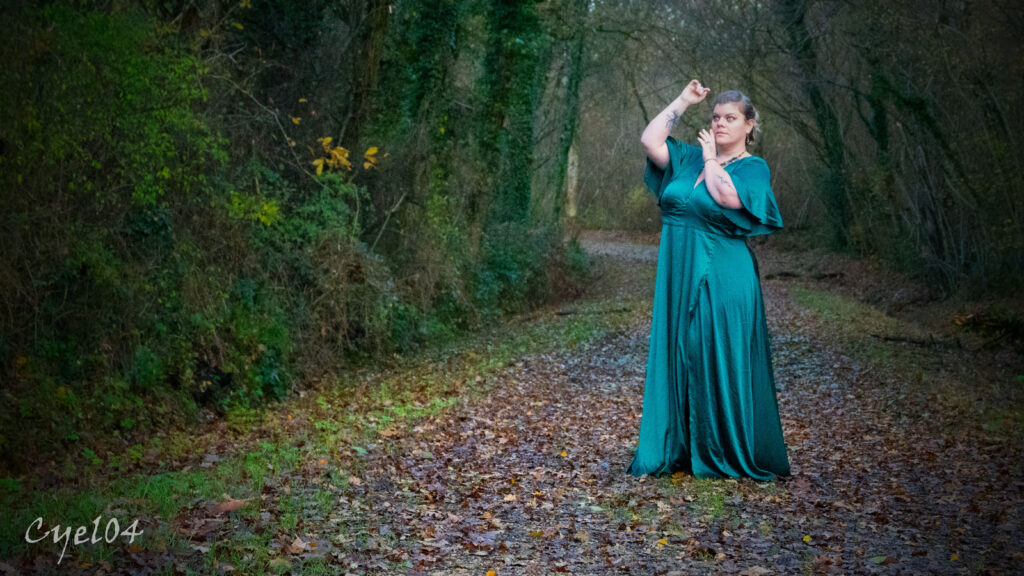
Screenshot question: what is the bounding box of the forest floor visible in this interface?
[2,230,1022,575]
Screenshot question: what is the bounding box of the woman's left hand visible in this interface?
[697,128,716,163]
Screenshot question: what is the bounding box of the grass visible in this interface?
[790,283,920,368]
[0,256,637,572]
[692,479,727,520]
[0,428,326,572]
[791,281,1024,445]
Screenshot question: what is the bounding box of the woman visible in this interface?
[625,80,791,481]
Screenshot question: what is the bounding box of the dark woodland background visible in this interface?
[1,0,1021,500]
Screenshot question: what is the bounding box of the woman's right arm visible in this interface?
[640,80,709,169]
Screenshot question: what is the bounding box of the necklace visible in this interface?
[695,152,750,190]
[717,152,749,168]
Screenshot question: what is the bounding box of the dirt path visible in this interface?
[357,232,1021,575]
[4,232,1021,575]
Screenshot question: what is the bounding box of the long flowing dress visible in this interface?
[625,135,791,481]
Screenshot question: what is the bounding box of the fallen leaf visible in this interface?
[207,498,249,515]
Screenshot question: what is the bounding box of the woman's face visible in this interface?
[711,102,752,148]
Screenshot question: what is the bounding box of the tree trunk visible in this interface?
[772,0,851,248]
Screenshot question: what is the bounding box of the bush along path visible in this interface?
[2,230,1022,575]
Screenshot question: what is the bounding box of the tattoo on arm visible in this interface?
[716,174,734,189]
[665,111,680,130]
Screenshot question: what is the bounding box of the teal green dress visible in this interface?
[626,135,791,481]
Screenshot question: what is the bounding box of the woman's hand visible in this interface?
[697,128,717,162]
[680,80,711,105]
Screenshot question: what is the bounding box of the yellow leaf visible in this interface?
[290,116,301,125]
[486,571,497,576]
[656,538,668,547]
[240,0,252,7]
[288,139,296,147]
[363,161,372,170]
[232,22,243,30]
[366,146,378,156]
[528,530,544,537]
[560,451,567,457]
[439,126,445,134]
[298,97,307,103]
[803,535,811,543]
[327,149,352,170]
[950,554,958,561]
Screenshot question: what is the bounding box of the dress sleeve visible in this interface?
[718,158,784,237]
[643,135,699,204]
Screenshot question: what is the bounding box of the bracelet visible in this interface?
[704,158,716,164]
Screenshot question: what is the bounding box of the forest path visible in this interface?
[6,231,1021,575]
[378,230,1022,575]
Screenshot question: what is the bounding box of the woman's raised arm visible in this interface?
[640,80,710,169]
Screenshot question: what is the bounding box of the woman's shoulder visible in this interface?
[739,155,771,170]
[729,156,772,182]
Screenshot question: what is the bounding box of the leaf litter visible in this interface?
[3,230,1021,574]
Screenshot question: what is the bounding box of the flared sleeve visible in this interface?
[719,158,784,237]
[643,135,699,204]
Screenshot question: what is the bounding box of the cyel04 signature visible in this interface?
[26,516,144,565]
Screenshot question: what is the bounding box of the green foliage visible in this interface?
[129,345,164,392]
[565,236,591,283]
[229,290,293,404]
[0,3,233,468]
[478,0,550,227]
[0,0,588,476]
[474,222,557,317]
[277,172,366,246]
